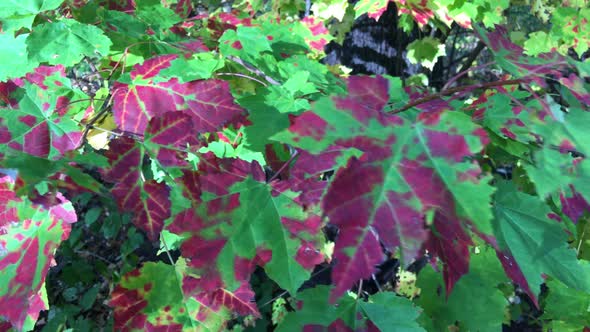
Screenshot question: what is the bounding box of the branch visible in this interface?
[79,93,115,148]
[227,55,281,86]
[215,72,268,86]
[443,61,496,90]
[389,79,525,114]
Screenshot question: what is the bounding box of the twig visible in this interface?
[389,79,525,114]
[356,279,363,299]
[577,227,586,256]
[55,97,103,114]
[106,40,191,81]
[268,150,299,183]
[215,72,268,87]
[79,92,115,148]
[74,250,115,265]
[160,235,176,266]
[227,56,281,86]
[259,263,333,309]
[443,61,495,90]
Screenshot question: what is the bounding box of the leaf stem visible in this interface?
[268,149,299,183]
[215,72,268,86]
[160,235,176,266]
[79,92,116,148]
[258,263,333,309]
[577,227,586,257]
[389,79,525,114]
[227,56,281,86]
[442,61,496,90]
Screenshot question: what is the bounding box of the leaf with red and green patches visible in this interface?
[0,75,87,160]
[352,0,443,27]
[109,262,205,331]
[144,111,201,167]
[353,0,390,20]
[299,16,334,53]
[561,185,590,223]
[219,26,273,64]
[273,75,494,301]
[218,21,310,79]
[475,25,590,113]
[102,137,171,240]
[524,107,590,203]
[560,73,590,107]
[167,155,323,303]
[112,54,245,136]
[174,0,193,17]
[476,26,569,83]
[0,178,77,331]
[468,87,537,143]
[524,8,590,57]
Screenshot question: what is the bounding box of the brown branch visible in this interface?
[79,93,115,148]
[443,61,495,90]
[389,79,525,114]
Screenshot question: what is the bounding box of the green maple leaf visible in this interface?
[524,31,554,56]
[0,0,63,31]
[360,292,426,331]
[26,19,112,66]
[135,0,182,32]
[416,248,508,332]
[0,34,38,81]
[406,37,446,70]
[542,278,590,329]
[493,182,590,296]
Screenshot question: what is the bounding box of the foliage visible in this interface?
[1,0,589,331]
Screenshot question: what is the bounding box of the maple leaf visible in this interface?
[0,34,38,81]
[144,111,201,167]
[0,0,63,32]
[0,69,87,160]
[416,249,508,331]
[0,178,77,331]
[353,0,390,20]
[166,155,323,323]
[476,26,569,85]
[109,262,203,331]
[300,16,334,53]
[278,286,425,331]
[273,75,493,300]
[523,108,590,204]
[102,137,171,240]
[560,185,590,223]
[492,182,590,301]
[26,19,112,67]
[174,0,193,17]
[112,54,245,136]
